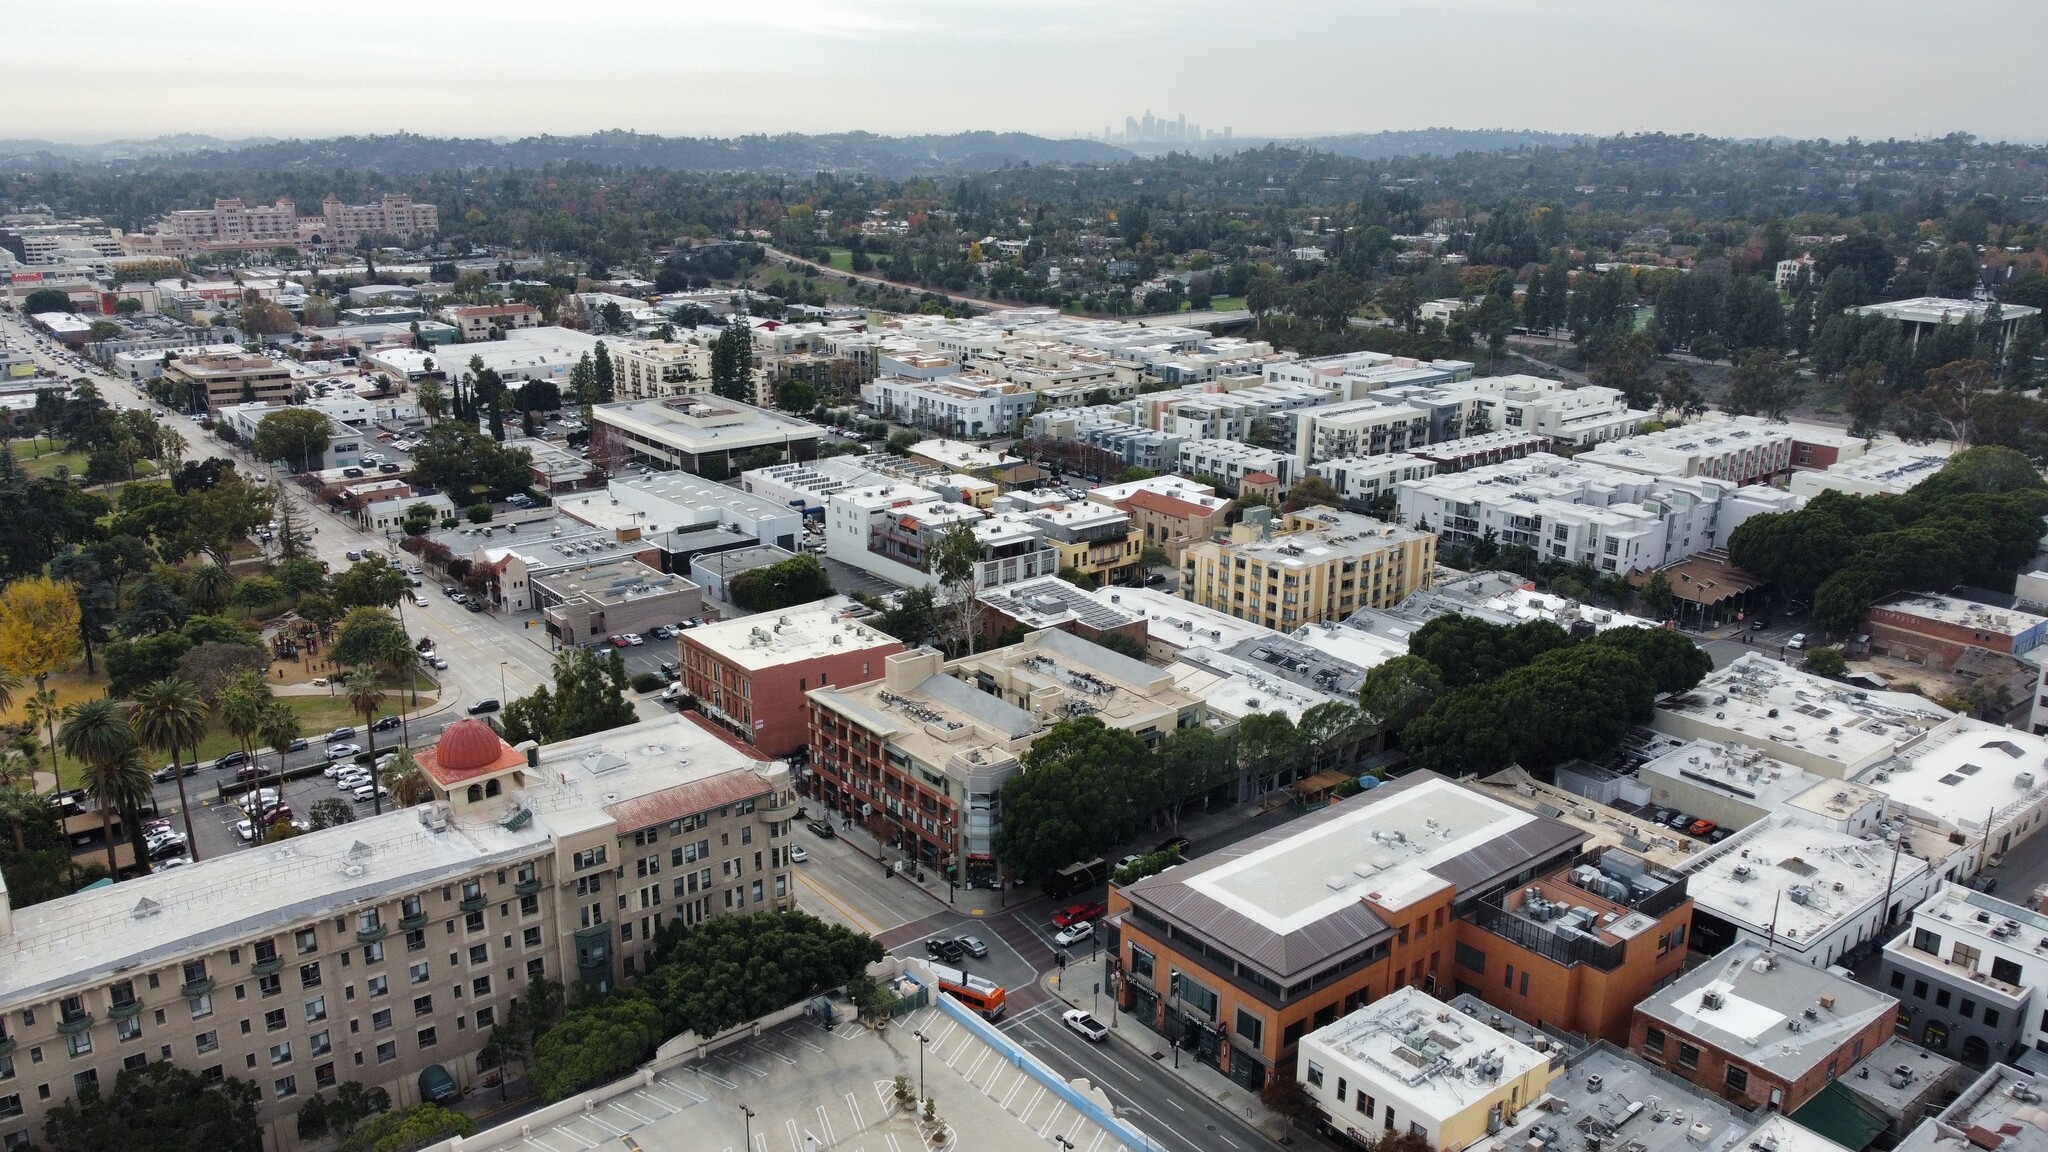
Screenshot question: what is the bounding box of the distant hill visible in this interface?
[0,130,1134,177]
[1119,128,1597,160]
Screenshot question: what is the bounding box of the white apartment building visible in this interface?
[825,482,949,588]
[1581,416,1800,484]
[863,373,1037,438]
[610,341,710,400]
[1310,454,1437,505]
[1176,439,1297,494]
[1789,440,1958,498]
[1395,453,1732,575]
[1851,717,2048,878]
[1296,400,1433,464]
[1880,886,2048,1062]
[153,194,436,249]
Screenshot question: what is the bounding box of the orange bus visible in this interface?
[931,964,1007,1020]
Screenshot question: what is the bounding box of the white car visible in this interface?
[353,783,390,803]
[322,762,352,778]
[1061,1009,1109,1043]
[335,772,371,790]
[787,844,809,863]
[622,633,644,646]
[1787,633,1808,651]
[1053,921,1093,947]
[326,743,361,758]
[238,788,281,813]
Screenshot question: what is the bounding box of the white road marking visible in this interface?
[816,1105,836,1144]
[1038,1103,1067,1137]
[846,1090,865,1129]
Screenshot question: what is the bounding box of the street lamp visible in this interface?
[498,661,507,702]
[739,1104,755,1152]
[913,1029,930,1101]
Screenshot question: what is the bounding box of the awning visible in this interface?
[1789,1081,1887,1152]
[1290,770,1353,796]
[418,1063,459,1103]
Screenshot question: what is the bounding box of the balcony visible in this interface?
[107,999,143,1022]
[514,877,543,896]
[249,956,284,977]
[356,925,388,944]
[180,977,214,998]
[398,910,428,931]
[459,892,488,913]
[56,1014,93,1037]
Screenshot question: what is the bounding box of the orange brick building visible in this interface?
[1105,772,1586,1091]
[1630,941,1899,1113]
[1450,851,1695,1044]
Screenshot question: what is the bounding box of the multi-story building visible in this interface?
[1395,454,1734,577]
[1181,507,1436,629]
[1106,771,1587,1091]
[1021,501,1143,586]
[1405,430,1548,473]
[151,194,436,250]
[441,304,542,341]
[1879,886,2048,1065]
[1310,454,1437,507]
[165,351,295,412]
[1580,417,1801,485]
[1088,477,1229,564]
[1631,941,1897,1113]
[1850,716,2048,879]
[0,712,791,1150]
[807,630,1200,886]
[1454,848,1694,1044]
[863,372,1037,438]
[1297,987,1559,1152]
[1652,653,1956,778]
[1296,400,1433,464]
[1850,297,2043,355]
[680,598,902,758]
[611,341,710,400]
[591,398,820,478]
[532,562,703,649]
[1788,439,1957,499]
[1176,439,1298,495]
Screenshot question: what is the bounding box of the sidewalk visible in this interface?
[1038,970,1290,1142]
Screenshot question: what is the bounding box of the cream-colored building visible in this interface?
[611,341,711,400]
[0,713,793,1150]
[1298,986,1559,1152]
[165,351,296,412]
[1181,506,1436,629]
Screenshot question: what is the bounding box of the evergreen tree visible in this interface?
[593,342,615,402]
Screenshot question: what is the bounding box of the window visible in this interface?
[1989,1009,2003,1027]
[1936,989,1953,1009]
[519,894,539,918]
[476,1006,496,1029]
[524,927,543,949]
[1913,928,1942,954]
[367,976,388,998]
[1725,1066,1749,1094]
[195,1031,218,1054]
[464,912,485,934]
[1305,1061,1324,1088]
[1953,943,1983,971]
[406,930,426,953]
[305,997,326,1023]
[65,1032,90,1058]
[269,1042,291,1066]
[417,1027,437,1049]
[1890,970,1906,990]
[362,942,384,965]
[257,974,281,998]
[1994,957,2025,985]
[300,963,321,990]
[472,976,492,998]
[376,1041,396,1063]
[273,1075,297,1099]
[310,1031,330,1057]
[372,1010,392,1032]
[115,1016,141,1042]
[0,1095,18,1119]
[1677,1043,1700,1071]
[527,958,546,980]
[1128,946,1155,981]
[410,962,430,985]
[295,928,318,956]
[315,1062,337,1088]
[1234,1008,1263,1049]
[413,996,433,1018]
[1643,1027,1666,1056]
[264,1009,287,1032]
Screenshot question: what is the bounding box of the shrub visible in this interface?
[466,504,493,524]
[629,672,664,693]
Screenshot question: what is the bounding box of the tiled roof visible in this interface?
[602,767,775,832]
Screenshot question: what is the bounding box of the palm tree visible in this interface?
[0,669,18,716]
[188,565,233,616]
[259,700,301,814]
[384,748,433,808]
[58,699,140,877]
[0,782,45,854]
[24,688,61,779]
[344,667,387,816]
[217,672,269,765]
[131,678,209,862]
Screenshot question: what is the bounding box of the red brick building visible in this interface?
[678,599,901,758]
[1630,941,1897,1113]
[1863,593,2048,671]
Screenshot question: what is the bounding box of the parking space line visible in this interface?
[656,1076,708,1103]
[608,1099,651,1124]
[780,1028,826,1053]
[632,1089,677,1114]
[999,1072,1026,1110]
[1086,1130,1107,1152]
[963,1048,990,1081]
[750,1038,797,1065]
[1038,1103,1067,1137]
[816,1104,836,1144]
[584,1115,626,1137]
[551,1126,598,1149]
[846,1089,866,1129]
[1019,1086,1046,1123]
[522,1136,562,1152]
[688,1064,738,1090]
[785,1118,802,1152]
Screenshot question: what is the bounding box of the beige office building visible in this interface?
[0,714,793,1150]
[165,351,296,412]
[1180,506,1436,629]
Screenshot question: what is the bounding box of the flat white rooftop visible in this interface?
[683,597,899,670]
[1288,619,1411,672]
[1302,986,1553,1122]
[1876,593,2048,638]
[1169,648,1353,724]
[1682,816,1931,944]
[1853,717,2048,837]
[1655,653,1953,773]
[1092,585,1276,651]
[1186,776,1537,927]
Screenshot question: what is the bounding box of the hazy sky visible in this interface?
[7,0,2045,145]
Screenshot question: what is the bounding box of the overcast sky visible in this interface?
[8,0,2044,145]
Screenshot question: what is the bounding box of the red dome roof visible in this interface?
[435,719,506,773]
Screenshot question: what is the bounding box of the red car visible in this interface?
[1052,902,1105,928]
[608,635,631,648]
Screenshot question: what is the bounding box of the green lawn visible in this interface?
[825,249,854,273]
[17,447,91,479]
[1207,296,1246,313]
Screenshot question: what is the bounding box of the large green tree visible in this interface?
[42,1061,263,1152]
[994,717,1156,880]
[530,992,666,1102]
[252,408,334,472]
[644,911,881,1038]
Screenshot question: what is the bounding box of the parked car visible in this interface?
[372,715,402,732]
[1749,615,1772,630]
[1053,922,1093,947]
[658,662,681,683]
[1687,818,1719,839]
[608,635,630,648]
[326,727,356,741]
[214,750,249,771]
[325,743,362,758]
[287,738,309,752]
[1052,902,1105,928]
[1152,835,1192,857]
[1062,1010,1109,1042]
[1666,812,1697,831]
[467,699,501,715]
[345,550,361,561]
[1787,633,1808,651]
[335,772,371,790]
[234,762,267,782]
[806,820,836,839]
[426,655,449,670]
[155,761,200,782]
[352,784,390,803]
[957,935,988,959]
[465,600,485,613]
[622,633,644,646]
